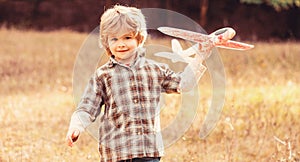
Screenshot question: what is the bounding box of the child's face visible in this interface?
[108,32,139,64]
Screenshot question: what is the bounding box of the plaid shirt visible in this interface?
[69,50,206,162]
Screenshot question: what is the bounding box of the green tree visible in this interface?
[240,0,300,11]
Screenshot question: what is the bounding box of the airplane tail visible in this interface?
[210,27,236,44]
[171,39,183,53]
[210,27,254,50]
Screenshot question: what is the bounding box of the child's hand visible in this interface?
[66,128,80,147]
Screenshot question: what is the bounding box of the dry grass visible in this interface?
[1,28,300,161]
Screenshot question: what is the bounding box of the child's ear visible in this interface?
[139,35,144,44]
[135,33,143,44]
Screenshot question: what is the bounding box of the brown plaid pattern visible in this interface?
[75,52,181,161]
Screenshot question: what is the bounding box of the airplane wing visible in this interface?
[158,27,210,43]
[216,40,254,51]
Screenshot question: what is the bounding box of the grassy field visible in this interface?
[0,28,300,162]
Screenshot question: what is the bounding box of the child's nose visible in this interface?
[117,41,126,48]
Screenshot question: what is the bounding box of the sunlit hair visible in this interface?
[99,5,147,56]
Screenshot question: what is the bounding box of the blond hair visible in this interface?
[99,5,147,55]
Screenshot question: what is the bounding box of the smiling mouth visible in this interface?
[117,49,129,52]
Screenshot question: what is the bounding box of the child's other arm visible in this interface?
[66,73,103,147]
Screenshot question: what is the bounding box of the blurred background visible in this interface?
[1,0,300,161]
[1,0,300,41]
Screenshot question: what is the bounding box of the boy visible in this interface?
[66,5,210,162]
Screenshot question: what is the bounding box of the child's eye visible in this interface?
[110,38,118,41]
[125,36,132,39]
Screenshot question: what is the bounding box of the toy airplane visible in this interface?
[156,27,254,139]
[154,39,198,63]
[156,27,254,61]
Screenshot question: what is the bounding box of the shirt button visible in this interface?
[137,132,141,135]
[133,99,138,103]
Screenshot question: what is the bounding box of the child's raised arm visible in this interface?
[179,50,210,92]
